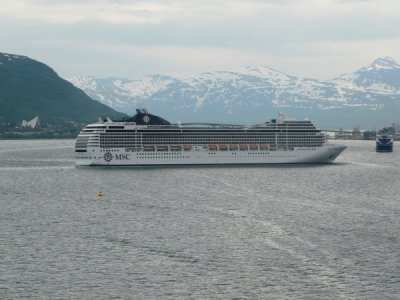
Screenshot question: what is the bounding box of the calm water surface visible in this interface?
[0,139,399,299]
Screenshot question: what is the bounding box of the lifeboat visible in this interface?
[170,145,182,151]
[208,144,218,150]
[239,144,248,151]
[229,144,238,151]
[143,145,155,151]
[259,144,269,150]
[249,144,259,150]
[183,144,192,151]
[218,144,228,151]
[156,145,168,151]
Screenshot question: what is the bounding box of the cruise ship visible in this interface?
[75,109,346,166]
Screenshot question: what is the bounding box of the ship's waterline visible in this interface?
[75,109,346,166]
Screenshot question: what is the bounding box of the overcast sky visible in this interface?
[1,0,399,79]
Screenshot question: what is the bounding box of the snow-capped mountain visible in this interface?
[69,75,179,112]
[335,57,400,92]
[68,57,400,128]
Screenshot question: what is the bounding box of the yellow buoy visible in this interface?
[98,192,104,197]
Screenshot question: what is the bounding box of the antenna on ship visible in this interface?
[138,108,148,114]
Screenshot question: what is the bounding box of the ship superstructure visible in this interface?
[376,134,393,152]
[75,109,346,166]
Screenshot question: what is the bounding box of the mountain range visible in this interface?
[0,52,125,127]
[69,57,400,128]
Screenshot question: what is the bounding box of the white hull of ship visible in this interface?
[76,144,346,166]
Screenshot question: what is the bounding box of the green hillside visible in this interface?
[0,52,125,126]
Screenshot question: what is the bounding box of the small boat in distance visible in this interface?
[376,134,393,152]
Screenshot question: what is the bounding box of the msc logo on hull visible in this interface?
[115,154,130,160]
[103,151,113,162]
[103,152,130,163]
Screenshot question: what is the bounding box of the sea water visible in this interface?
[0,139,399,299]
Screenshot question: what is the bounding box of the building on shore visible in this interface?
[352,127,363,140]
[335,128,352,139]
[21,116,40,129]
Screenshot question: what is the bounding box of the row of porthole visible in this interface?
[208,153,296,156]
[207,155,297,158]
[77,155,297,159]
[99,138,322,141]
[99,144,321,148]
[209,152,272,155]
[100,135,320,138]
[137,155,182,157]
[96,147,315,152]
[137,156,190,159]
[99,137,322,140]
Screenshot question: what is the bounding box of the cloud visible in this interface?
[0,0,399,79]
[11,35,399,81]
[0,0,397,23]
[0,0,275,24]
[1,0,398,41]
[18,40,274,79]
[0,0,182,24]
